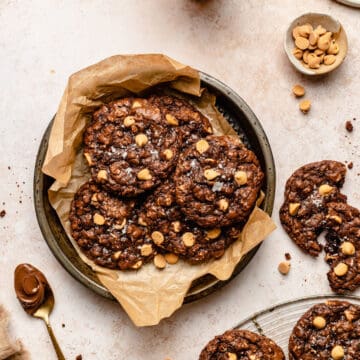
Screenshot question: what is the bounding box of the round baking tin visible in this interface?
[33,71,276,303]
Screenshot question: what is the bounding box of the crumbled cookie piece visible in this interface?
[0,210,6,218]
[346,120,353,132]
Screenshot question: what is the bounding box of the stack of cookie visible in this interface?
[69,94,264,271]
[280,160,360,293]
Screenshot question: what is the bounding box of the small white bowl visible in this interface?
[284,13,348,76]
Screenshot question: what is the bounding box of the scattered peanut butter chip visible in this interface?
[163,149,173,160]
[132,100,142,109]
[93,213,105,225]
[226,353,237,360]
[113,218,126,230]
[340,241,355,256]
[151,231,164,245]
[289,203,301,216]
[318,184,334,195]
[218,199,229,211]
[334,262,348,277]
[113,251,122,260]
[135,133,148,147]
[324,54,336,65]
[344,309,355,322]
[154,254,167,269]
[313,316,326,329]
[137,168,152,180]
[331,345,344,360]
[299,100,311,113]
[206,228,221,240]
[295,37,309,50]
[131,260,143,269]
[97,169,108,181]
[196,139,210,154]
[84,152,93,166]
[292,84,305,97]
[182,232,195,247]
[138,217,147,227]
[165,253,179,265]
[165,114,179,126]
[234,170,247,185]
[123,116,136,127]
[140,244,153,256]
[278,261,291,275]
[204,168,220,180]
[91,193,98,203]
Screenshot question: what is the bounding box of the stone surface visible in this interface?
[0,0,359,359]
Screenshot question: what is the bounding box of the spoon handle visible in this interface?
[45,321,66,360]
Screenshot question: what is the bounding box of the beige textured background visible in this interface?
[0,0,359,359]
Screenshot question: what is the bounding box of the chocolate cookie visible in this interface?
[69,181,155,270]
[139,180,241,263]
[289,300,360,359]
[279,160,347,256]
[83,95,213,197]
[199,329,285,360]
[325,202,360,293]
[175,135,264,228]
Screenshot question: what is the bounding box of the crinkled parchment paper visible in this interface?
[42,54,276,326]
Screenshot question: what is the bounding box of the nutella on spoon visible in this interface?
[14,263,50,314]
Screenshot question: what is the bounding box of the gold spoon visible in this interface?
[33,290,66,360]
[14,263,65,360]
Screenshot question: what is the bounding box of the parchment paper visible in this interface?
[42,54,276,326]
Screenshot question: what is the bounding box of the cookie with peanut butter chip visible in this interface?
[139,180,242,263]
[199,329,285,360]
[325,202,360,294]
[279,160,347,256]
[69,181,154,270]
[175,135,264,228]
[289,300,360,359]
[83,95,212,197]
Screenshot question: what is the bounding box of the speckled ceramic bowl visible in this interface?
[33,72,276,303]
[285,13,348,76]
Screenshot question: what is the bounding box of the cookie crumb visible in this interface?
[285,252,291,260]
[75,355,82,360]
[345,121,353,132]
[0,210,6,218]
[62,323,65,328]
[7,166,10,170]
[278,261,291,275]
[347,162,353,170]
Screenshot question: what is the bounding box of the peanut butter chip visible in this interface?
[135,133,148,147]
[182,232,195,247]
[131,260,142,269]
[165,114,179,126]
[91,193,98,203]
[113,251,121,260]
[313,316,326,329]
[218,199,229,211]
[289,203,301,216]
[319,184,334,195]
[97,169,108,181]
[292,85,305,97]
[93,213,105,225]
[84,152,93,166]
[329,215,342,224]
[295,37,309,50]
[344,310,355,322]
[113,218,126,230]
[204,168,220,180]
[334,262,348,277]
[206,228,221,240]
[132,100,142,109]
[140,244,153,256]
[165,253,179,265]
[137,168,152,180]
[340,242,355,256]
[196,139,210,154]
[171,221,181,233]
[123,116,136,127]
[331,345,344,360]
[234,171,247,185]
[299,100,311,113]
[163,149,173,160]
[151,231,164,245]
[226,353,237,360]
[154,254,166,269]
[278,261,291,275]
[138,217,147,227]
